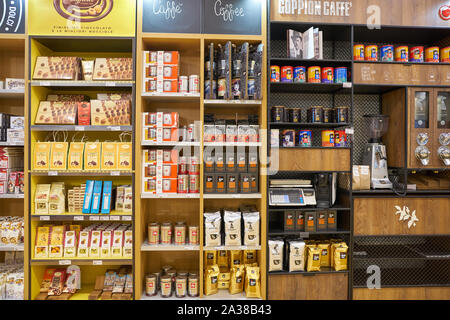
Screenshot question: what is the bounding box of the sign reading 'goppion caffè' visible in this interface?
[271,0,450,27]
[29,0,136,36]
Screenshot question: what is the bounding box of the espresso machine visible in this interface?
[362,115,393,189]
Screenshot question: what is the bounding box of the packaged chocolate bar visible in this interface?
[35,101,77,125]
[93,58,132,80]
[90,100,131,125]
[33,56,81,80]
[47,94,88,102]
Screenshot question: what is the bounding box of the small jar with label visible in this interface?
[167,269,177,291]
[188,274,199,297]
[160,275,172,298]
[189,226,199,245]
[145,274,157,296]
[160,222,172,245]
[175,275,187,298]
[174,222,186,245]
[148,222,160,245]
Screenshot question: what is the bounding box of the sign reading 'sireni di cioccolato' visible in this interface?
[0,0,25,33]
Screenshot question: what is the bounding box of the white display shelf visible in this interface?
[30,80,134,87]
[141,193,200,199]
[141,241,199,252]
[141,141,200,147]
[0,243,24,252]
[0,142,24,146]
[204,99,262,105]
[204,142,261,147]
[203,194,262,199]
[203,245,261,251]
[0,193,24,199]
[141,92,200,100]
[0,89,24,98]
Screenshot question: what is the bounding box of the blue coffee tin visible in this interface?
[381,45,394,62]
[334,67,347,83]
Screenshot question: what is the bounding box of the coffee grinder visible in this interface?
[362,115,393,189]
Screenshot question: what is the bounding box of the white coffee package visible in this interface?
[224,210,241,246]
[204,211,222,247]
[289,240,306,272]
[268,239,284,272]
[243,210,260,246]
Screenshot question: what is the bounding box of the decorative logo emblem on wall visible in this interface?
[0,0,25,33]
[394,206,419,229]
[438,5,450,20]
[53,0,113,22]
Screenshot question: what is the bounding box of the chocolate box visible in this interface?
[93,58,132,81]
[33,56,80,80]
[90,100,131,126]
[35,101,78,125]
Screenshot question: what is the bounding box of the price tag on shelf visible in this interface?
[110,171,120,176]
[105,82,116,87]
[59,260,71,265]
[343,82,352,88]
[122,216,132,221]
[100,216,110,221]
[108,126,121,131]
[184,246,195,250]
[74,216,84,221]
[300,232,310,238]
[110,216,120,221]
[232,194,241,198]
[89,216,100,221]
[39,216,50,221]
[48,171,58,176]
[40,81,51,86]
[93,260,103,265]
[75,126,85,131]
[345,128,355,135]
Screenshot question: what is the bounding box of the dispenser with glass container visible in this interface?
[436,91,450,166]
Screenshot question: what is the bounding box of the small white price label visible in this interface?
[345,128,355,135]
[108,126,121,131]
[74,216,84,221]
[100,216,110,221]
[110,171,120,176]
[232,194,241,198]
[93,260,103,265]
[122,216,132,221]
[40,81,51,86]
[105,82,116,87]
[110,216,120,221]
[75,126,85,131]
[59,260,71,265]
[48,171,58,176]
[343,82,352,88]
[89,216,100,221]
[40,216,50,221]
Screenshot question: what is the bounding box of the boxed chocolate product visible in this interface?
[47,94,88,102]
[35,101,78,125]
[117,142,132,171]
[239,173,251,193]
[49,142,68,171]
[101,142,117,170]
[97,93,132,101]
[81,60,94,81]
[35,226,50,258]
[89,230,101,258]
[215,173,226,193]
[84,142,101,171]
[48,182,65,214]
[77,102,91,125]
[317,211,328,231]
[93,58,132,80]
[35,184,51,214]
[4,78,24,90]
[9,116,24,129]
[33,142,51,170]
[68,142,84,171]
[296,211,305,231]
[33,56,81,80]
[123,186,132,213]
[305,212,316,232]
[284,210,295,232]
[90,100,131,126]
[49,225,65,258]
[226,173,238,193]
[7,129,24,144]
[63,230,77,258]
[327,211,337,231]
[77,231,90,257]
[204,173,215,193]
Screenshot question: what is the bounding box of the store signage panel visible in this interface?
[29,0,136,36]
[0,0,25,34]
[142,0,202,33]
[271,0,450,27]
[203,0,261,35]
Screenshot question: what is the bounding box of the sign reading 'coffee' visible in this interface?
[0,0,25,34]
[142,0,202,33]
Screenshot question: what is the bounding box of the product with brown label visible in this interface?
[67,142,84,171]
[288,241,305,272]
[33,56,80,80]
[242,209,260,246]
[204,250,217,267]
[90,100,131,126]
[84,142,101,171]
[243,250,257,264]
[268,239,284,272]
[35,184,51,214]
[224,210,241,246]
[35,101,78,125]
[229,250,242,268]
[33,142,51,170]
[217,250,228,267]
[204,211,221,247]
[50,142,68,171]
[93,58,132,80]
[317,242,331,267]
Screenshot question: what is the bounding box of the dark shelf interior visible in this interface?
[271,22,351,42]
[270,82,351,94]
[271,57,352,67]
[269,122,351,128]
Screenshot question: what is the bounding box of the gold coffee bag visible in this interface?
[229,265,245,295]
[243,250,257,264]
[229,250,242,268]
[318,243,331,268]
[204,250,217,267]
[333,243,348,271]
[306,247,322,272]
[245,266,261,298]
[217,250,228,267]
[204,264,219,296]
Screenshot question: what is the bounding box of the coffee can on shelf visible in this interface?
[189,75,199,93]
[298,130,312,147]
[308,66,321,83]
[365,45,378,61]
[176,276,187,298]
[281,66,293,82]
[334,67,347,83]
[148,222,160,245]
[410,46,424,62]
[321,67,334,83]
[323,107,333,123]
[178,174,189,193]
[270,65,280,82]
[308,106,323,123]
[353,44,365,61]
[425,47,440,63]
[334,106,349,123]
[178,76,188,93]
[179,156,188,174]
[282,129,296,147]
[189,174,199,193]
[160,275,172,298]
[189,157,200,175]
[322,130,335,147]
[381,45,394,62]
[175,222,186,245]
[161,223,172,245]
[294,66,306,83]
[145,274,157,296]
[271,106,285,123]
[441,47,450,63]
[189,226,199,245]
[334,130,348,147]
[288,108,301,123]
[395,46,409,62]
[188,274,199,297]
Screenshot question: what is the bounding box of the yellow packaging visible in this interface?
[49,226,65,258]
[219,267,230,281]
[330,240,345,268]
[35,184,51,214]
[217,250,228,267]
[67,142,85,170]
[204,250,217,267]
[101,142,117,170]
[306,247,322,272]
[218,280,229,289]
[229,250,242,268]
[49,142,68,170]
[333,243,348,271]
[48,182,65,214]
[35,226,50,258]
[204,264,220,296]
[229,265,245,295]
[84,142,102,171]
[117,142,132,171]
[33,142,52,170]
[243,250,257,264]
[318,243,331,268]
[245,266,261,298]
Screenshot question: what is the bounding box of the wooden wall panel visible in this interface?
[354,197,450,236]
[275,148,350,172]
[354,287,450,300]
[268,274,348,300]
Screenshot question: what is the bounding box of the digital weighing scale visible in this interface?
[269,179,317,206]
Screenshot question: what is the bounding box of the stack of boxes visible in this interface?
[143,51,180,93]
[0,78,25,91]
[0,147,24,194]
[0,113,24,144]
[284,210,338,232]
[142,111,180,143]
